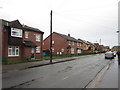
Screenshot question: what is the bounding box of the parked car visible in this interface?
[105,51,114,59]
[112,51,117,57]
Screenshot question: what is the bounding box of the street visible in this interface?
[2,54,115,88]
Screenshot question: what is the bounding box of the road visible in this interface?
[2,54,114,88]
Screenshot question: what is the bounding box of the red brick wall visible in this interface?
[2,26,43,61]
[43,32,82,55]
[2,26,8,59]
[23,30,43,59]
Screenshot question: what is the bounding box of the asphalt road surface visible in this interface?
[2,54,114,88]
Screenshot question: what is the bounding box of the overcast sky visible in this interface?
[0,0,119,48]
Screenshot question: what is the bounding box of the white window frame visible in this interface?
[36,46,40,53]
[71,48,74,54]
[25,32,29,38]
[36,34,41,42]
[77,49,81,54]
[72,42,74,45]
[11,28,22,38]
[52,48,54,52]
[61,48,64,52]
[77,42,79,46]
[8,46,19,57]
[31,48,35,53]
[79,43,82,46]
[52,40,55,44]
[68,41,71,45]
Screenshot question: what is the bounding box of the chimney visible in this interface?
[68,34,70,37]
[78,38,80,40]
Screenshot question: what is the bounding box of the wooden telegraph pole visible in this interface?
[50,10,52,64]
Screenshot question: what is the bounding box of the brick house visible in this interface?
[1,19,44,61]
[78,39,88,52]
[43,32,82,55]
[78,39,96,53]
[111,46,120,51]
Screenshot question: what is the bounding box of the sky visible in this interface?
[0,0,119,48]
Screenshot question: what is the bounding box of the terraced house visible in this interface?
[43,32,82,55]
[1,19,44,61]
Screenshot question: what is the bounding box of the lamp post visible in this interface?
[117,30,120,64]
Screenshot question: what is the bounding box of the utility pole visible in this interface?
[99,39,101,45]
[50,10,52,64]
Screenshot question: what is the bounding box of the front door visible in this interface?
[31,48,35,59]
[77,49,81,54]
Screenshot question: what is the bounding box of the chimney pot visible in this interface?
[68,34,70,37]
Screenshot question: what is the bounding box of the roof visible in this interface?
[9,20,23,29]
[54,32,80,42]
[22,25,44,34]
[23,40,37,47]
[0,19,44,34]
[0,19,9,26]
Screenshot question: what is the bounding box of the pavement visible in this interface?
[94,57,118,88]
[2,55,86,73]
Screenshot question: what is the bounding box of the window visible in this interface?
[31,48,35,53]
[8,46,19,56]
[36,34,40,42]
[52,41,55,44]
[77,49,82,54]
[25,32,29,38]
[77,42,79,46]
[79,43,82,46]
[71,48,74,54]
[68,41,71,45]
[52,48,54,52]
[61,48,64,52]
[36,46,40,53]
[72,42,74,45]
[11,28,22,38]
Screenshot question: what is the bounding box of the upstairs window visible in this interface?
[68,41,71,45]
[52,41,55,44]
[79,43,82,46]
[25,32,29,38]
[36,34,40,42]
[11,28,22,38]
[72,42,74,45]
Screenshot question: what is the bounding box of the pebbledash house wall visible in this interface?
[22,30,43,59]
[43,32,82,55]
[1,24,43,61]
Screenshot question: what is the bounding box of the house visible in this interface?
[78,39,95,53]
[78,39,88,52]
[43,32,82,55]
[104,46,110,52]
[1,19,44,61]
[111,46,120,51]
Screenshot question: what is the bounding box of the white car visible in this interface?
[105,51,114,59]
